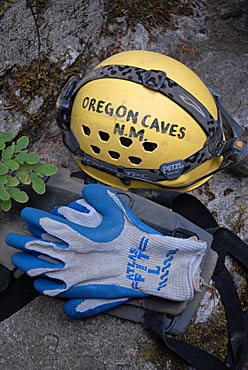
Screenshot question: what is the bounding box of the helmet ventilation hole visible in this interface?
[129,156,142,165]
[90,145,100,154]
[108,151,120,159]
[143,142,158,152]
[99,131,110,141]
[82,125,91,136]
[119,137,132,147]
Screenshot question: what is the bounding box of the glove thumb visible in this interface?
[64,297,129,318]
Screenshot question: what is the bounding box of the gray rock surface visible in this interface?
[0,0,106,135]
[0,0,248,369]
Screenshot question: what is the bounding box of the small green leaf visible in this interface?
[6,175,19,187]
[23,152,40,165]
[0,184,10,201]
[31,164,43,176]
[8,188,29,203]
[5,159,20,171]
[0,132,13,142]
[17,169,30,184]
[0,140,5,150]
[0,176,7,185]
[16,151,28,164]
[15,136,29,152]
[0,198,12,212]
[34,163,57,176]
[0,163,9,175]
[31,173,46,194]
[20,163,36,170]
[2,143,15,160]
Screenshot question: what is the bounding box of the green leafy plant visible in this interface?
[0,131,57,211]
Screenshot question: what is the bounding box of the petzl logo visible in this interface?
[160,160,185,180]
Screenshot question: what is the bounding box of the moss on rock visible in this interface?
[104,0,194,32]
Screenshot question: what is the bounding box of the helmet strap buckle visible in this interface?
[141,69,167,91]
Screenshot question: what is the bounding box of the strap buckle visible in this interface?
[142,69,167,91]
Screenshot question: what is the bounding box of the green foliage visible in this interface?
[0,131,57,212]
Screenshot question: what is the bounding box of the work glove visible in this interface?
[28,193,129,318]
[6,184,207,307]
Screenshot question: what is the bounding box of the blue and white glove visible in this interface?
[28,194,128,318]
[6,184,207,305]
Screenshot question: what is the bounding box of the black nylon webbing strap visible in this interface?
[144,310,230,370]
[211,228,248,369]
[214,227,248,269]
[212,266,245,368]
[130,189,219,230]
[0,264,12,293]
[0,274,38,322]
[164,336,230,370]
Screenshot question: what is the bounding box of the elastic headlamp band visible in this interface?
[72,65,221,139]
[71,137,245,190]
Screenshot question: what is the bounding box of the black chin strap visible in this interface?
[211,228,248,369]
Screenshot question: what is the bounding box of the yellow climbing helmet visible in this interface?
[56,50,246,191]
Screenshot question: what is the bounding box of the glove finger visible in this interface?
[11,252,64,276]
[20,207,84,235]
[83,184,124,217]
[64,297,129,318]
[52,198,92,215]
[34,278,66,296]
[21,208,101,246]
[6,232,67,252]
[28,224,63,243]
[6,232,43,251]
[28,224,44,238]
[34,277,147,299]
[34,279,128,299]
[49,283,147,299]
[83,184,161,238]
[25,199,90,234]
[20,207,108,244]
[20,188,123,244]
[52,198,103,228]
[52,198,89,214]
